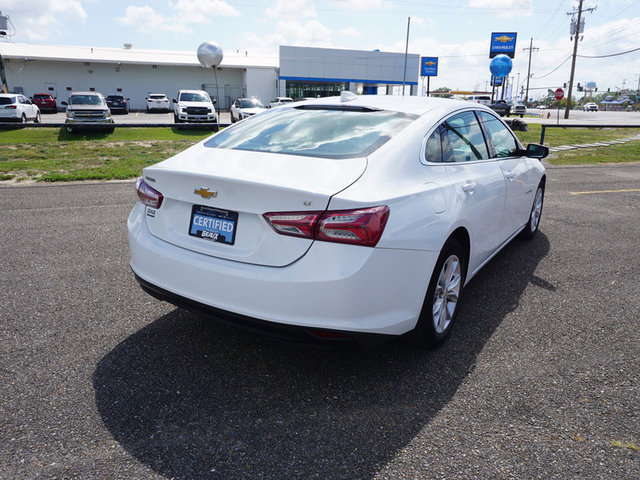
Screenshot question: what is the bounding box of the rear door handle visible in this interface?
[462,181,477,193]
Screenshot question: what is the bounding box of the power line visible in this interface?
[577,46,640,58]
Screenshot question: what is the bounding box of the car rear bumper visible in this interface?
[128,202,437,338]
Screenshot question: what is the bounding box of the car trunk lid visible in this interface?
[142,144,367,266]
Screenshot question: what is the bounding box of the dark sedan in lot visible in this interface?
[106,95,130,114]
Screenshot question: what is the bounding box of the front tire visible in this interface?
[410,238,467,348]
[21,114,27,123]
[34,112,41,123]
[519,184,544,240]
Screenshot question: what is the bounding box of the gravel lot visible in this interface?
[1,164,638,479]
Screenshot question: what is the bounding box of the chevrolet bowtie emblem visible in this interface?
[194,187,217,199]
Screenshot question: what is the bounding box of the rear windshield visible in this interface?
[205,106,418,159]
[149,95,166,99]
[0,97,15,105]
[70,95,104,105]
[34,94,52,100]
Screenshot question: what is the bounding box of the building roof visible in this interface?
[0,42,278,69]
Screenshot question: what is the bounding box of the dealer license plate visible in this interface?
[189,205,238,245]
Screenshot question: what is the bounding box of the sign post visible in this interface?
[421,57,438,97]
[554,88,564,125]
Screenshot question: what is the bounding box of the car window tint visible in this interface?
[478,111,519,158]
[205,107,418,159]
[425,126,443,163]
[442,111,489,162]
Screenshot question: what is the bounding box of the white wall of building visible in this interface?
[3,57,277,111]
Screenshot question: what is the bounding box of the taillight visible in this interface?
[5,105,16,109]
[316,206,389,247]
[263,205,389,247]
[135,178,163,208]
[262,211,323,239]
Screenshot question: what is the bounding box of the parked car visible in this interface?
[583,102,598,112]
[467,95,492,105]
[128,93,548,348]
[0,94,41,123]
[146,93,170,112]
[173,90,217,124]
[230,97,267,123]
[106,95,130,114]
[488,99,511,117]
[31,93,57,113]
[269,97,294,108]
[512,104,526,117]
[62,92,114,133]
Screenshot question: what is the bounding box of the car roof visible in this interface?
[70,91,103,96]
[34,93,53,96]
[0,93,17,98]
[179,90,208,94]
[292,94,474,117]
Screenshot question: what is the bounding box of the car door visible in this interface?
[426,110,507,274]
[478,111,538,239]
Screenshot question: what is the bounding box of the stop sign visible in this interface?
[555,88,564,101]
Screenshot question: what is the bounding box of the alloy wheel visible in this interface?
[432,254,461,334]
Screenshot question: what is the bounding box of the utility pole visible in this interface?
[402,17,410,96]
[523,38,538,107]
[636,74,640,111]
[565,0,596,119]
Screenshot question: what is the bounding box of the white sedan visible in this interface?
[128,93,547,348]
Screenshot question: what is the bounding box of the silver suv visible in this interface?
[63,92,114,133]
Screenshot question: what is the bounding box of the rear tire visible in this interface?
[519,184,544,240]
[409,238,467,348]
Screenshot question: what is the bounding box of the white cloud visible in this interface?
[329,0,391,10]
[340,27,362,37]
[117,6,175,33]
[1,0,90,41]
[266,0,317,19]
[468,0,533,18]
[117,1,239,34]
[169,0,240,22]
[240,19,332,57]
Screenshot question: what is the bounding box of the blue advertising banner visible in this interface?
[490,32,517,58]
[491,76,503,87]
[421,57,438,77]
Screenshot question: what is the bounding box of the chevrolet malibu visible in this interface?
[128,93,548,348]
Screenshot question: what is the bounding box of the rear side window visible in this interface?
[205,107,418,159]
[478,111,519,158]
[0,97,14,105]
[442,111,489,162]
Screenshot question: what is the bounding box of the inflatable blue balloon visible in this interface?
[490,55,513,78]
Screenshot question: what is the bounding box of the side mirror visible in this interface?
[526,143,549,159]
[61,101,68,106]
[172,99,177,103]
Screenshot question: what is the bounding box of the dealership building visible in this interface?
[0,42,420,110]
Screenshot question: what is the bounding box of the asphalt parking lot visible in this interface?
[1,164,638,479]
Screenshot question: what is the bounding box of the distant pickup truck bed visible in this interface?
[489,100,511,117]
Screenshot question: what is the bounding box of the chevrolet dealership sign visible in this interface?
[490,32,517,58]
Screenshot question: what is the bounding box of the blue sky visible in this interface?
[2,0,639,98]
